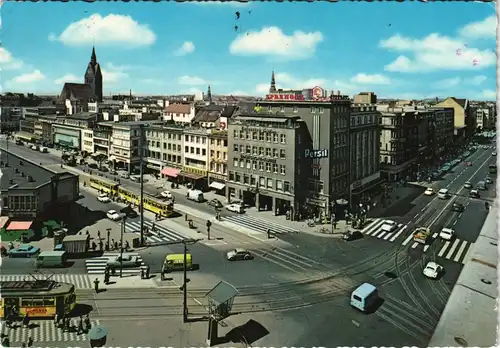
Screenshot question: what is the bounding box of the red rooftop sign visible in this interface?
[266,94,304,101]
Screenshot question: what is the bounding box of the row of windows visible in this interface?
[146,131,182,141]
[184,146,207,156]
[209,162,227,174]
[210,138,228,147]
[233,130,287,144]
[209,150,227,161]
[351,115,376,126]
[233,145,287,159]
[147,141,182,152]
[7,195,38,211]
[146,151,182,164]
[229,172,292,193]
[233,158,287,175]
[185,135,207,144]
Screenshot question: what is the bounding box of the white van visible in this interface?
[39,146,48,153]
[186,189,204,202]
[437,188,449,199]
[350,283,378,312]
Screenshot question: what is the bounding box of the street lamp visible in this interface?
[139,125,145,246]
[120,216,127,278]
[181,239,202,323]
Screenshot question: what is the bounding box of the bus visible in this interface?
[89,177,119,195]
[489,164,497,174]
[0,280,76,318]
[143,195,175,217]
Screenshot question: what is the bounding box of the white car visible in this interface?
[423,262,443,279]
[424,187,434,196]
[226,248,254,261]
[492,152,497,156]
[226,204,244,214]
[160,191,173,199]
[439,228,455,241]
[381,220,398,232]
[106,210,122,221]
[464,181,472,189]
[119,172,130,179]
[97,194,111,203]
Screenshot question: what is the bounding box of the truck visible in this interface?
[186,189,204,202]
[413,227,431,244]
[55,235,89,255]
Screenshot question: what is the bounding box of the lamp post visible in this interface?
[139,126,145,245]
[182,238,202,323]
[120,216,127,278]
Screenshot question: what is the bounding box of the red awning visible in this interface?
[161,167,181,177]
[7,221,33,231]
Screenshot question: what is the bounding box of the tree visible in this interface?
[94,154,107,167]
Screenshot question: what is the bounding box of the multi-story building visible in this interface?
[144,124,183,177]
[227,112,307,218]
[0,107,22,133]
[164,103,195,123]
[208,130,228,191]
[353,92,377,105]
[428,107,454,161]
[182,128,209,188]
[21,106,62,136]
[349,104,382,205]
[93,123,113,157]
[473,104,496,130]
[52,113,99,151]
[435,97,474,143]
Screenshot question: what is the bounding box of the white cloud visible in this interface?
[380,33,496,72]
[470,75,487,85]
[480,89,496,100]
[178,75,207,86]
[434,77,462,89]
[230,26,323,60]
[174,42,195,56]
[54,74,80,85]
[459,15,496,39]
[181,87,203,95]
[10,70,45,84]
[49,14,156,47]
[0,48,23,70]
[102,63,129,84]
[350,73,391,85]
[255,72,327,94]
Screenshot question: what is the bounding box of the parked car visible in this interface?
[119,172,130,179]
[466,162,472,166]
[492,151,497,156]
[88,163,98,169]
[160,191,173,199]
[452,202,464,212]
[226,204,244,214]
[424,187,434,196]
[120,206,138,218]
[226,248,254,261]
[423,262,443,279]
[106,210,122,221]
[208,199,223,209]
[342,230,363,241]
[8,244,40,258]
[470,189,480,198]
[98,194,111,203]
[485,176,493,184]
[439,228,455,241]
[106,255,142,269]
[464,181,472,189]
[109,170,118,175]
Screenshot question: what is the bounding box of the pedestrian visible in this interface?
[114,240,118,250]
[94,278,100,293]
[91,241,97,251]
[97,230,101,240]
[84,314,91,332]
[111,239,115,249]
[125,240,130,250]
[77,316,84,334]
[64,317,71,332]
[145,265,150,279]
[98,240,103,251]
[54,313,59,327]
[22,313,30,328]
[5,313,12,328]
[140,267,145,279]
[2,337,9,347]
[27,336,33,347]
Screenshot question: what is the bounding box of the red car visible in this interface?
[466,162,472,166]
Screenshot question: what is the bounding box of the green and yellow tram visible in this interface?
[0,280,76,318]
[89,177,119,194]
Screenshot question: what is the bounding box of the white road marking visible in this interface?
[377,231,387,239]
[402,232,413,246]
[438,241,451,257]
[454,241,468,262]
[411,242,418,249]
[432,233,438,239]
[423,245,430,252]
[462,243,474,264]
[361,219,380,233]
[390,225,407,242]
[446,239,460,259]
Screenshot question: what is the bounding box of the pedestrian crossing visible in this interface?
[0,319,100,343]
[224,214,300,235]
[84,252,146,274]
[360,218,408,242]
[125,220,187,244]
[0,274,93,289]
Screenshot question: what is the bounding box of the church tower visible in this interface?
[269,70,276,93]
[207,85,212,104]
[84,46,103,102]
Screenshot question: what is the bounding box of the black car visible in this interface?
[120,206,138,218]
[208,199,223,209]
[452,202,465,212]
[342,230,363,241]
[88,163,98,169]
[99,166,109,172]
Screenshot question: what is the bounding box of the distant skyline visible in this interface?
[0,1,496,100]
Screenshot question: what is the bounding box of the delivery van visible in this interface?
[350,283,378,312]
[161,253,193,279]
[39,146,48,153]
[35,251,67,268]
[186,189,204,202]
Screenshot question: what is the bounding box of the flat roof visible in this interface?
[7,221,33,230]
[428,204,498,347]
[0,151,56,190]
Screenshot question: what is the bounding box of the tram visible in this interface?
[89,178,175,218]
[0,279,76,318]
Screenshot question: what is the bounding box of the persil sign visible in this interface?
[304,149,328,159]
[266,94,304,101]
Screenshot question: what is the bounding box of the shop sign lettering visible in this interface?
[304,149,328,159]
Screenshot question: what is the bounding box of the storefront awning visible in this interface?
[162,167,181,177]
[181,171,205,180]
[209,182,226,190]
[15,132,39,141]
[7,221,33,231]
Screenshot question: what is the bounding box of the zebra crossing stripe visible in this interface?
[126,220,185,242]
[446,239,460,259]
[462,243,473,264]
[390,225,407,242]
[1,319,100,342]
[454,241,468,262]
[377,231,387,239]
[236,214,300,233]
[423,245,430,252]
[411,242,418,249]
[401,232,414,246]
[438,241,450,257]
[361,219,381,233]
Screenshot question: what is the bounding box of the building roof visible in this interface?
[7,221,33,231]
[165,103,192,114]
[450,97,468,109]
[63,112,98,120]
[192,105,237,123]
[428,205,497,347]
[99,120,165,128]
[59,83,95,103]
[0,151,57,190]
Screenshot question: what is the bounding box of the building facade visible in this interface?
[353,92,377,105]
[227,113,306,219]
[165,103,195,123]
[473,104,496,130]
[182,128,209,188]
[349,104,382,205]
[436,97,473,142]
[144,125,184,177]
[52,113,99,151]
[93,123,113,157]
[429,107,455,161]
[208,130,228,191]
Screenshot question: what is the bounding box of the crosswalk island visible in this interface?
[84,252,145,275]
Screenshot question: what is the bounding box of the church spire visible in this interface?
[269,70,276,93]
[207,85,212,104]
[90,46,97,65]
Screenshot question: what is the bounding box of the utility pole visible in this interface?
[120,216,126,278]
[206,220,212,240]
[139,125,145,246]
[5,131,9,167]
[181,238,202,323]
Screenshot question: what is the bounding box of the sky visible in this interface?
[0,1,496,100]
